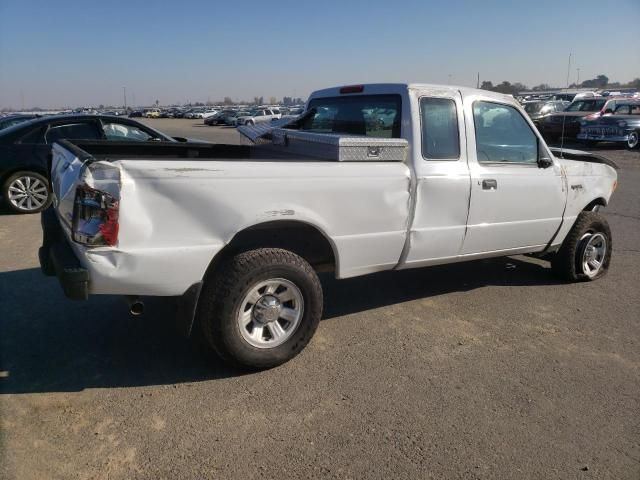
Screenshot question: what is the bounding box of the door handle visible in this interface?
[482,179,498,190]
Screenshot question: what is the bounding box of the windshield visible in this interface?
[565,99,606,112]
[304,94,402,137]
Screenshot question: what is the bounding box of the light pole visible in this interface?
[447,74,452,85]
[123,87,127,110]
[576,68,580,86]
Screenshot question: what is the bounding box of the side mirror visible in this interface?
[537,139,553,168]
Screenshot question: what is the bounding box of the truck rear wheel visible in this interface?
[551,211,612,282]
[198,248,323,369]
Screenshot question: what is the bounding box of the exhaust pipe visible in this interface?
[125,296,145,316]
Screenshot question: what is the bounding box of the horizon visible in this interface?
[1,0,639,109]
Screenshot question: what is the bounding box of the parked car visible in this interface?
[128,110,144,118]
[205,110,235,125]
[236,108,281,126]
[184,108,207,119]
[578,100,640,149]
[201,109,219,120]
[0,115,179,214]
[537,98,607,141]
[0,114,40,131]
[41,83,617,369]
[143,109,161,118]
[523,100,570,124]
[582,97,630,121]
[226,110,253,126]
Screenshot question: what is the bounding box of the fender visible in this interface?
[550,147,619,170]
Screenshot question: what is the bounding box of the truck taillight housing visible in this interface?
[72,184,119,246]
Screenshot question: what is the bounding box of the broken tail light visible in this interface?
[72,184,119,246]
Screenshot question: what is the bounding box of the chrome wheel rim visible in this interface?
[7,175,48,211]
[237,278,304,349]
[628,132,639,149]
[580,232,607,278]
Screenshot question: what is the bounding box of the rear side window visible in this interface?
[18,126,46,144]
[46,122,102,143]
[305,94,401,138]
[420,97,460,160]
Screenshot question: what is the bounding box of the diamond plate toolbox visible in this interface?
[270,129,408,162]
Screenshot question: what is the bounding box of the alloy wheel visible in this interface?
[7,175,49,212]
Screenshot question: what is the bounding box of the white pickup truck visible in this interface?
[40,83,618,369]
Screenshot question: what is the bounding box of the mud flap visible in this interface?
[175,282,203,337]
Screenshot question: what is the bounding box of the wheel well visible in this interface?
[584,198,606,212]
[204,221,337,280]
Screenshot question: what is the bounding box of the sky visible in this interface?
[0,0,638,108]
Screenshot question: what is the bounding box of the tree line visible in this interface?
[481,75,640,94]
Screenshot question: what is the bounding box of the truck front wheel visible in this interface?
[551,211,612,281]
[197,248,323,369]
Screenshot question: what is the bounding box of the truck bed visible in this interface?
[62,134,408,163]
[58,140,317,163]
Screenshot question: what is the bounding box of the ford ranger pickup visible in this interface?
[39,83,618,368]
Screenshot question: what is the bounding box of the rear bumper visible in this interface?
[39,208,89,300]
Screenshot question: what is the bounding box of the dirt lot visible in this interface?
[1,123,639,479]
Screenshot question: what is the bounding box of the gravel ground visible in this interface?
[1,124,638,479]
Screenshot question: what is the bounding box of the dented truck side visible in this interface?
[41,83,618,368]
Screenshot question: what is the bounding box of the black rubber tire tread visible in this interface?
[197,248,323,369]
[2,171,52,214]
[551,211,612,282]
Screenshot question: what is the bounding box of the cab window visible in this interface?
[304,94,401,138]
[473,102,537,164]
[420,97,460,160]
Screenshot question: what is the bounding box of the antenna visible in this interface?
[559,52,571,157]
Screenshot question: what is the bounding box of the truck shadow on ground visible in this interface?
[0,257,561,394]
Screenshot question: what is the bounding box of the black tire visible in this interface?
[2,171,51,214]
[551,211,612,282]
[197,248,323,369]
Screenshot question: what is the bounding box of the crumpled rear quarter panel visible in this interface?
[84,159,411,296]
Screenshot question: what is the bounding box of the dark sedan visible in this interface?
[537,98,607,141]
[0,114,41,131]
[0,115,176,214]
[205,110,235,125]
[577,100,640,149]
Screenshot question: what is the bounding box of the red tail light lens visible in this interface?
[340,85,364,94]
[72,184,119,246]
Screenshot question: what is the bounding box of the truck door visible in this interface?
[403,90,472,266]
[461,99,565,254]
